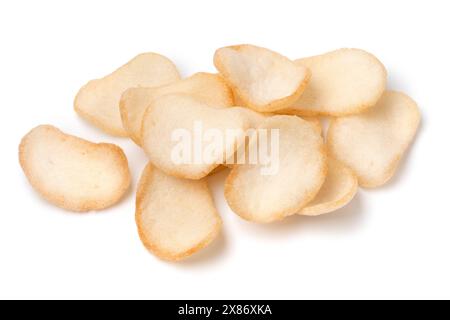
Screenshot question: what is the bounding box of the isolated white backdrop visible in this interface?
[1,0,449,299]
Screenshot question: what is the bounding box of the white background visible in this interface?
[1,0,449,300]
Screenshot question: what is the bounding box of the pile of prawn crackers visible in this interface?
[19,45,420,261]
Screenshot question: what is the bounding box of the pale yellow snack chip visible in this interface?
[282,48,387,116]
[328,91,421,188]
[214,44,310,112]
[225,115,327,223]
[141,94,249,179]
[19,125,131,212]
[75,53,180,136]
[135,163,222,261]
[299,158,358,216]
[120,72,233,145]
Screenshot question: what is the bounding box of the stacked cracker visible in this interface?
[19,45,420,261]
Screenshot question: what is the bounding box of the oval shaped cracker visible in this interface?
[225,115,327,223]
[135,163,222,261]
[214,44,310,112]
[19,125,131,212]
[120,72,233,145]
[282,48,387,116]
[75,53,180,136]
[141,94,249,179]
[299,158,358,216]
[327,91,421,188]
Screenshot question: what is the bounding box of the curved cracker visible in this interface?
[120,72,233,145]
[75,53,180,136]
[141,94,249,179]
[282,48,387,116]
[214,44,310,112]
[19,125,131,212]
[135,163,221,261]
[327,91,421,188]
[299,158,358,216]
[225,115,327,223]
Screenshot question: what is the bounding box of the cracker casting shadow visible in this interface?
[175,231,228,267]
[241,192,365,237]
